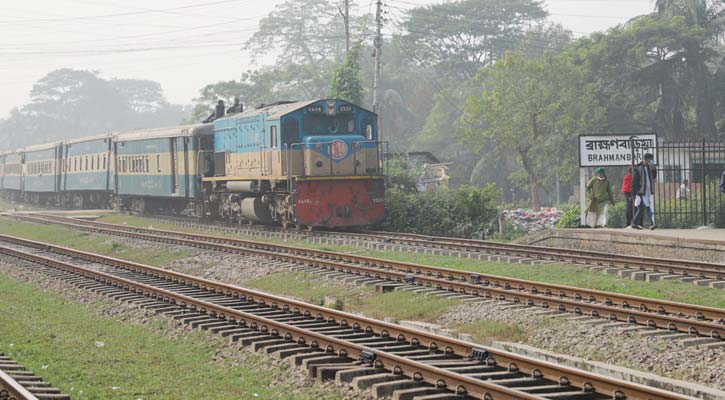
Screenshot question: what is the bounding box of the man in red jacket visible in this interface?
[622,166,633,227]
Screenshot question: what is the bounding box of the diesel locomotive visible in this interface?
[0,99,386,229]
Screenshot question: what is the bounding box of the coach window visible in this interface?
[156,155,161,172]
[91,156,94,171]
[102,155,106,170]
[74,158,77,172]
[145,156,149,173]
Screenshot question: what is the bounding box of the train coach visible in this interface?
[204,98,385,228]
[1,149,26,201]
[60,134,114,208]
[112,124,213,214]
[22,142,62,204]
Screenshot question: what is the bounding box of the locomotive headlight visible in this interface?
[315,161,323,168]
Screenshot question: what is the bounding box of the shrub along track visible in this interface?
[135,214,725,282]
[8,214,725,341]
[0,353,69,400]
[0,234,700,400]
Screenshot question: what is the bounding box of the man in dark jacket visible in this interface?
[721,170,725,193]
[631,153,657,229]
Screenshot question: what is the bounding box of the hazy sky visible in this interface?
[0,0,653,117]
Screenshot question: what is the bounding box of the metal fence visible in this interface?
[655,140,725,227]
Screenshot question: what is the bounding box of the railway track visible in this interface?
[140,214,725,282]
[0,234,697,400]
[8,214,725,340]
[0,353,69,400]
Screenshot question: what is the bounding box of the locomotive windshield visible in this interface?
[302,116,356,135]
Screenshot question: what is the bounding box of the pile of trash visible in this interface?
[503,208,563,232]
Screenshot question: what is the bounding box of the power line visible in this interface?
[0,0,247,24]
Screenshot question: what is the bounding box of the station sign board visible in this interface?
[579,134,657,167]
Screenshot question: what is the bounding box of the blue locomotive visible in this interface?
[0,99,385,228]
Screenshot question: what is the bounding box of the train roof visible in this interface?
[64,133,113,145]
[113,123,213,142]
[216,99,373,122]
[22,141,61,153]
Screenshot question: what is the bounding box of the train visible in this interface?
[0,99,386,229]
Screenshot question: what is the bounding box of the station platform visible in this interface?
[521,228,725,264]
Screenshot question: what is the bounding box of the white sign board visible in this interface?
[579,134,657,167]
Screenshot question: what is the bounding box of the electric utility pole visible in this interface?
[344,0,350,53]
[373,0,383,142]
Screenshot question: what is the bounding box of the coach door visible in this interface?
[183,137,190,198]
[263,126,277,176]
[113,142,119,193]
[105,139,112,191]
[170,138,179,194]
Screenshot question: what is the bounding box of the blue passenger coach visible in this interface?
[22,142,62,204]
[61,134,114,208]
[113,124,213,213]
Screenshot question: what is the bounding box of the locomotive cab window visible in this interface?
[303,116,356,135]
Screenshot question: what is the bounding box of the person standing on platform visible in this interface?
[586,167,615,228]
[621,166,633,227]
[632,153,657,230]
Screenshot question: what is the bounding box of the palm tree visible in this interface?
[654,0,725,137]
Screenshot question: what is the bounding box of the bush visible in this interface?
[556,205,580,228]
[607,202,627,228]
[378,184,501,239]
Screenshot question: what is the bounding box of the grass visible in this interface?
[456,320,528,345]
[97,213,725,309]
[246,271,459,323]
[0,271,345,400]
[0,218,189,266]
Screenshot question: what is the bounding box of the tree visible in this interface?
[245,0,348,65]
[654,0,725,137]
[461,53,604,209]
[404,0,548,82]
[328,44,364,105]
[0,69,186,150]
[569,16,708,138]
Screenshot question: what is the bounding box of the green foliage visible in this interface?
[607,202,628,228]
[404,0,548,81]
[385,157,422,192]
[328,44,364,106]
[461,52,605,208]
[379,184,501,239]
[556,205,581,228]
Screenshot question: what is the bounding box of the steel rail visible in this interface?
[10,215,725,336]
[0,369,39,400]
[135,214,724,280]
[0,237,694,400]
[362,230,725,278]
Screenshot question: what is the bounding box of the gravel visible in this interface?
[7,225,723,393]
[438,300,725,390]
[161,251,290,286]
